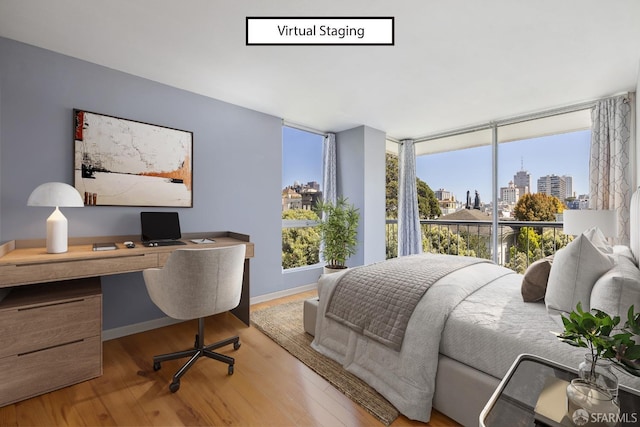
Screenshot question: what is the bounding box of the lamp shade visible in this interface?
[563,209,618,238]
[27,182,84,207]
[27,182,83,254]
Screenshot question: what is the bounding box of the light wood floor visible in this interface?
[0,291,459,426]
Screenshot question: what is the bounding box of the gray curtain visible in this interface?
[398,139,422,256]
[589,95,632,245]
[322,133,337,205]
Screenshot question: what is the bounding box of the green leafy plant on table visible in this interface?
[557,303,640,379]
[315,196,359,270]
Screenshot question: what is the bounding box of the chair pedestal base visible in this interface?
[152,318,241,392]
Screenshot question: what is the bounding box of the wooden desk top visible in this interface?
[0,231,254,288]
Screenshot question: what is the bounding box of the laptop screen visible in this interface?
[140,212,182,241]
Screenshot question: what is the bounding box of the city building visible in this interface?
[300,188,322,210]
[282,182,323,211]
[563,175,573,198]
[438,197,457,215]
[435,188,457,215]
[513,169,531,196]
[282,188,302,211]
[500,181,520,204]
[434,188,452,201]
[567,194,590,210]
[537,174,568,200]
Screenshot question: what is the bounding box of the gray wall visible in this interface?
[0,37,285,330]
[362,126,388,265]
[336,126,386,267]
[281,125,387,288]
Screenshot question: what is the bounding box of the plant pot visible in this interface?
[566,378,619,427]
[578,354,619,400]
[323,265,348,275]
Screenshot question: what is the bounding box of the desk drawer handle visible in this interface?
[14,253,147,267]
[17,298,85,311]
[17,339,85,356]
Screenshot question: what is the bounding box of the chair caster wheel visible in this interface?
[233,341,241,350]
[228,365,234,375]
[169,381,180,393]
[153,362,161,371]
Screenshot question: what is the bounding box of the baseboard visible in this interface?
[249,282,317,305]
[103,283,318,340]
[103,316,184,341]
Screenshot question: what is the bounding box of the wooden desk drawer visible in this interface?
[0,294,101,359]
[0,336,101,407]
[0,253,158,286]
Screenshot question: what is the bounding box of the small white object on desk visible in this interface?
[93,242,117,251]
[191,238,216,244]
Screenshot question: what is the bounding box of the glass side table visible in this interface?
[480,354,640,427]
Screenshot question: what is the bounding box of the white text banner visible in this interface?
[246,17,394,45]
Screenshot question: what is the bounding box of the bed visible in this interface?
[310,189,640,427]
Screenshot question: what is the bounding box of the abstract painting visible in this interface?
[73,109,193,207]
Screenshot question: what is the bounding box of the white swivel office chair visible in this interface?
[143,245,246,392]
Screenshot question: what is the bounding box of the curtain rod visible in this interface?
[412,99,598,144]
[282,120,328,137]
[284,92,629,143]
[408,92,630,145]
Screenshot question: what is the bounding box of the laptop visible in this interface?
[140,212,187,246]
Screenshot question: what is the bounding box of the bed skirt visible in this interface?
[433,354,500,427]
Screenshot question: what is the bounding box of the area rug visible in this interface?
[251,299,399,426]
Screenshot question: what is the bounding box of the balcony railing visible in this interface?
[385,219,570,273]
[282,218,570,273]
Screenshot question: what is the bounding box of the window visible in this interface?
[497,128,589,271]
[386,109,592,272]
[281,126,324,269]
[415,130,493,261]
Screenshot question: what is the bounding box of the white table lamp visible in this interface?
[27,182,84,253]
[563,209,618,238]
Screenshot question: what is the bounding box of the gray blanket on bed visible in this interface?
[325,254,490,350]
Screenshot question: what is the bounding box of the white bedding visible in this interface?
[441,274,640,391]
[311,258,640,423]
[311,262,514,422]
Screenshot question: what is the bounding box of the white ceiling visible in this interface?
[0,0,639,140]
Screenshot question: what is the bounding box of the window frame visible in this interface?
[281,125,325,270]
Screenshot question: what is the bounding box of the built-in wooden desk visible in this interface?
[0,231,254,325]
[0,231,253,407]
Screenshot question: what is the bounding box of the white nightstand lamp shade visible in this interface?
[563,209,618,238]
[27,182,84,253]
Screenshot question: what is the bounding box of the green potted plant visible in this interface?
[556,303,640,418]
[315,196,359,274]
[557,303,640,381]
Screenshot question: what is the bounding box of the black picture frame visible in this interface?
[73,109,193,207]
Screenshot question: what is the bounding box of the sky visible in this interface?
[282,126,323,187]
[282,126,591,203]
[416,129,591,203]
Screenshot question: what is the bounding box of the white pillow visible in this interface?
[545,231,614,317]
[590,254,640,319]
[613,245,635,263]
[583,226,613,253]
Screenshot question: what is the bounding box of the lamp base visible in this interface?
[46,207,68,253]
